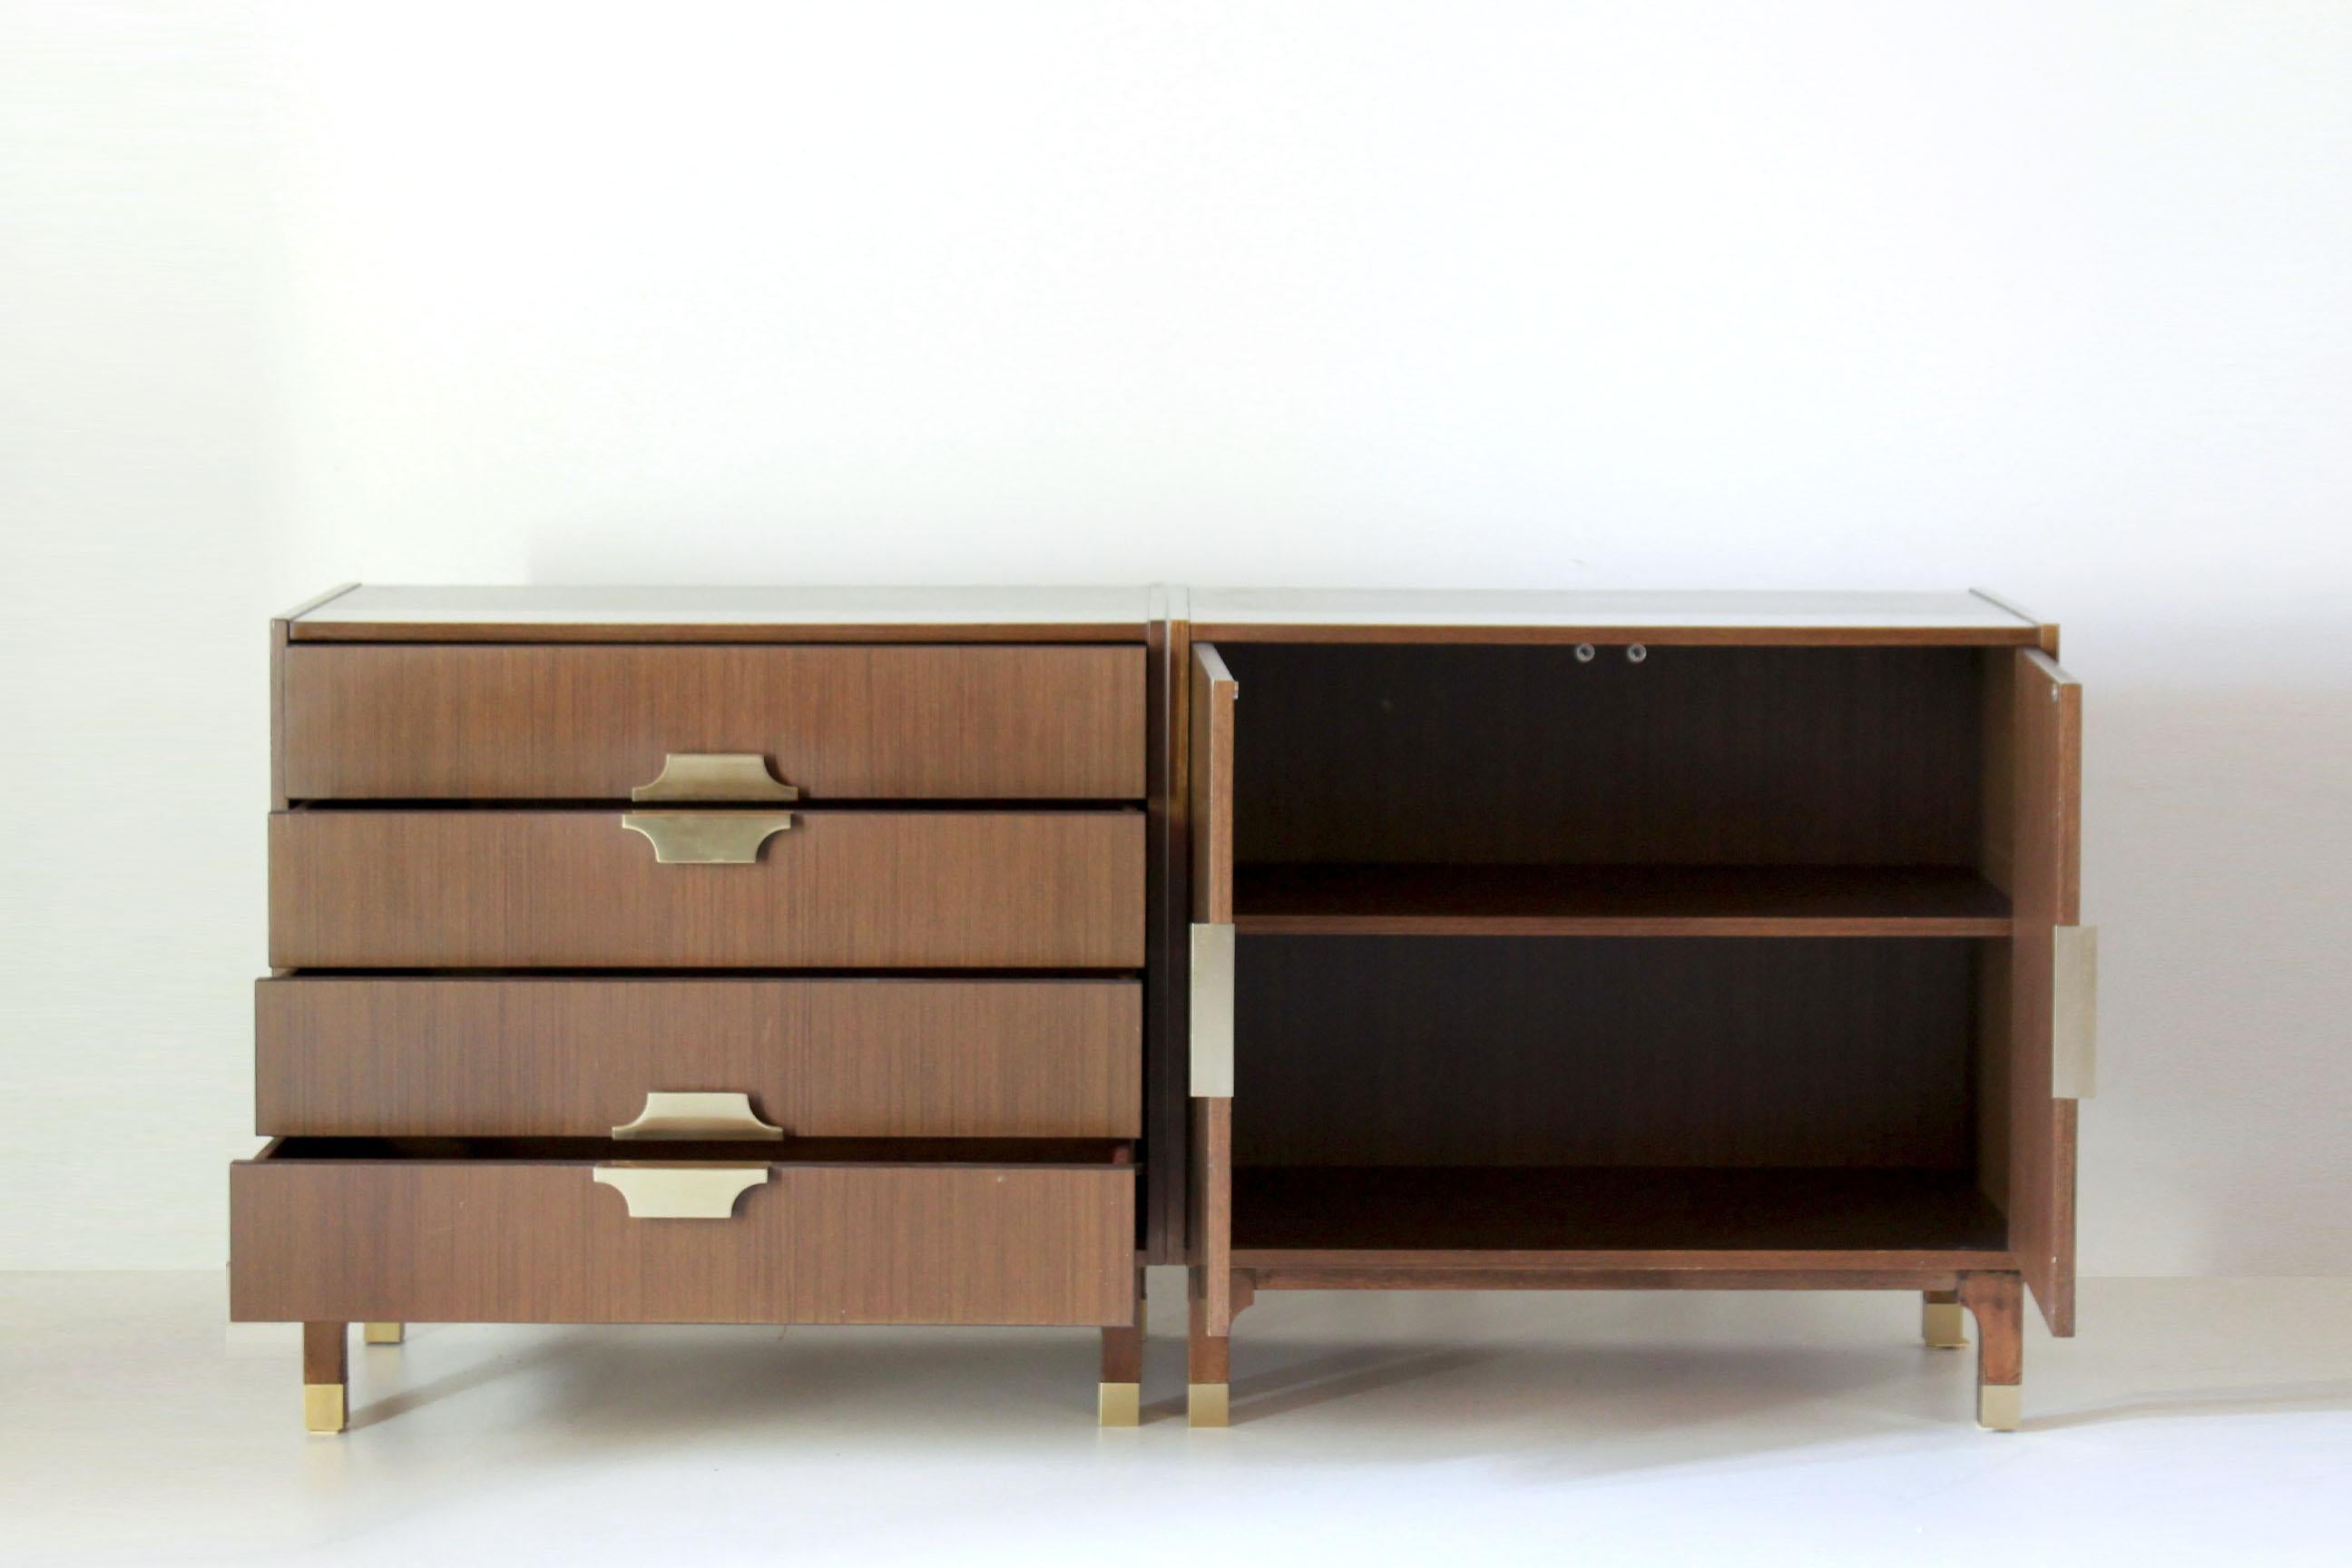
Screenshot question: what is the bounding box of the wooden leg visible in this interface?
[1921,1289,1968,1348]
[362,1321,405,1346]
[302,1322,348,1435]
[1099,1267,1143,1426]
[1958,1272,2023,1430]
[1188,1269,1230,1428]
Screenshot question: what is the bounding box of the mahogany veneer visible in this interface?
[256,976,1142,1139]
[233,1142,1135,1326]
[280,642,1144,800]
[269,808,1144,969]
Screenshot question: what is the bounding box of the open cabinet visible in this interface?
[1178,591,2092,1430]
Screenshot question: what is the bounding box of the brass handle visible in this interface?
[632,752,799,803]
[2052,925,2098,1099]
[1191,922,1234,1096]
[593,1164,769,1220]
[620,811,793,864]
[612,1091,785,1142]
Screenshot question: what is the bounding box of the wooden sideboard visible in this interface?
[1172,588,2092,1432]
[232,585,2092,1435]
[233,586,1171,1433]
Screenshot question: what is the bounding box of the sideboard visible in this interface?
[231,585,2092,1435]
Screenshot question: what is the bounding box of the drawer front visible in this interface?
[230,1152,1134,1326]
[269,809,1144,968]
[280,643,1145,800]
[255,977,1142,1138]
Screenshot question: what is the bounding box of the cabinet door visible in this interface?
[1188,643,1238,1328]
[2006,649,2091,1334]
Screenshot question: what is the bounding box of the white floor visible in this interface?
[4,1273,2347,1566]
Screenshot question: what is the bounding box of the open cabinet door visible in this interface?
[2006,649,2093,1335]
[1189,643,1237,1332]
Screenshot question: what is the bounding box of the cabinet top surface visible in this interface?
[286,585,1157,642]
[282,584,2047,644]
[1185,588,2044,643]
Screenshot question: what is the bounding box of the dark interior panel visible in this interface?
[1233,936,1978,1171]
[1221,642,1984,867]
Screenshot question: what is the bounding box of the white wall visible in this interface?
[4,1,2347,1273]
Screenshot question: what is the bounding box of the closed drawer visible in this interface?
[230,1139,1135,1326]
[279,643,1145,800]
[255,976,1141,1138]
[269,809,1143,968]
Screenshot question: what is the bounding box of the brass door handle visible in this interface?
[1191,922,1234,1096]
[632,753,799,803]
[612,1091,785,1141]
[593,1164,769,1220]
[620,811,793,864]
[2053,925,2098,1099]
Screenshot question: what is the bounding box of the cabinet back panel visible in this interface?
[1234,937,1975,1169]
[1223,644,1982,866]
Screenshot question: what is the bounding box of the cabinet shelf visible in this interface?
[1230,1166,2013,1268]
[1231,863,2012,937]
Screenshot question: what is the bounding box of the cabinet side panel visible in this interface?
[1188,644,1235,923]
[1146,612,1189,1261]
[2008,650,2082,1335]
[1191,1097,1232,1330]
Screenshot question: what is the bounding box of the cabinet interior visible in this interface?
[1218,642,2022,1259]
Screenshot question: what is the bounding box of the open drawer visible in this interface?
[269,808,1145,969]
[254,976,1142,1139]
[230,1139,1136,1327]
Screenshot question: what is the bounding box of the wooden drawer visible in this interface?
[255,976,1141,1138]
[230,1140,1135,1326]
[268,809,1143,968]
[279,643,1145,800]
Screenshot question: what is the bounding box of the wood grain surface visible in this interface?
[2004,649,2082,1335]
[1241,1266,1984,1291]
[1220,642,1984,867]
[1188,643,1235,924]
[280,643,1145,800]
[1231,936,1978,1170]
[231,1149,1136,1326]
[269,808,1144,968]
[1191,1097,1232,1334]
[1229,1166,2011,1261]
[1231,863,2010,936]
[1142,597,1186,1260]
[256,976,1140,1138]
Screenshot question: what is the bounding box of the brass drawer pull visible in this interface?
[612,1091,784,1142]
[593,1164,769,1220]
[620,811,793,864]
[632,752,799,803]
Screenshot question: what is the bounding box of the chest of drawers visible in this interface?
[230,587,1166,1432]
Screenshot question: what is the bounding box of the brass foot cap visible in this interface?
[362,1321,404,1346]
[303,1382,347,1435]
[1188,1383,1230,1428]
[1922,1302,1969,1349]
[1098,1381,1141,1427]
[1977,1384,2022,1432]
